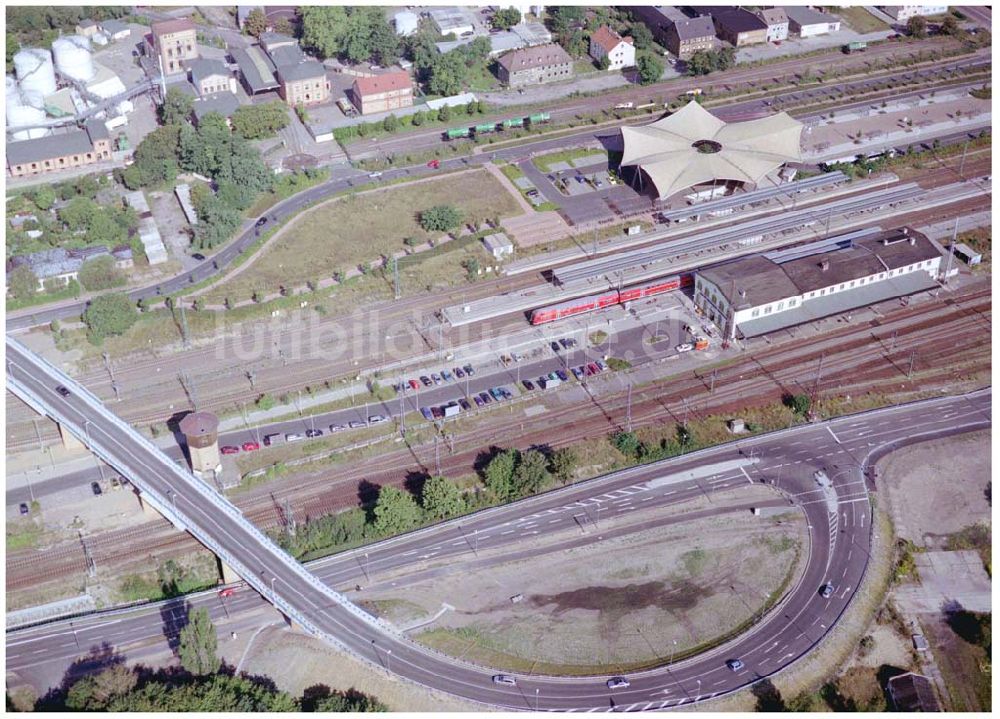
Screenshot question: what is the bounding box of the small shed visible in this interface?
[727,418,747,434]
[482,232,514,259]
[951,242,982,266]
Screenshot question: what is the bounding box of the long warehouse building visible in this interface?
[694,227,942,339]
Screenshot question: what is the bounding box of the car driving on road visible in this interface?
[607,677,630,689]
[820,583,835,599]
[492,674,516,686]
[726,658,745,672]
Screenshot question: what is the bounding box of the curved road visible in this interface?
[5,371,990,709]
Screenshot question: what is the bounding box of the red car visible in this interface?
[241,441,260,452]
[220,445,240,455]
[408,379,420,390]
[427,159,441,169]
[218,587,235,598]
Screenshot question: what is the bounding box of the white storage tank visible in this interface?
[7,103,49,140]
[14,48,57,108]
[53,35,95,83]
[6,75,21,106]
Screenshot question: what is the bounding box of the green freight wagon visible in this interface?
[502,117,524,129]
[474,123,497,134]
[842,41,867,53]
[445,127,471,140]
[527,112,551,124]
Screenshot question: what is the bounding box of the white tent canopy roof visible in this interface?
[619,102,803,199]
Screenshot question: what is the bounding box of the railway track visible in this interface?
[7,283,989,595]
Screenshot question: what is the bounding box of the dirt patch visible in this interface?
[239,624,488,712]
[359,499,806,675]
[878,429,991,545]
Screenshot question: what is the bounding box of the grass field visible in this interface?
[838,6,890,34]
[204,171,519,304]
[532,148,609,173]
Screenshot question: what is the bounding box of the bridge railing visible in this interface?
[5,338,398,637]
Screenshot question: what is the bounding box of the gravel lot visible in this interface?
[358,490,805,675]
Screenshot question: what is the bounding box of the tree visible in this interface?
[612,430,641,458]
[628,22,653,50]
[132,124,181,187]
[437,104,452,122]
[231,102,291,140]
[372,486,422,535]
[419,205,463,232]
[410,110,424,126]
[785,393,812,416]
[907,15,928,38]
[512,448,550,497]
[178,606,220,676]
[493,7,521,30]
[243,8,267,39]
[483,448,519,500]
[550,447,577,483]
[686,49,714,76]
[382,113,398,132]
[636,53,664,85]
[940,15,961,35]
[31,185,55,210]
[83,292,138,343]
[7,264,39,300]
[78,255,126,291]
[421,475,465,519]
[597,54,611,71]
[160,86,194,126]
[86,211,127,247]
[300,5,350,59]
[58,196,99,231]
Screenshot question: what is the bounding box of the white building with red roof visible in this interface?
[350,70,414,115]
[588,25,635,71]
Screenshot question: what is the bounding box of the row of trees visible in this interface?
[276,443,579,560]
[332,99,489,143]
[686,47,737,77]
[301,6,400,66]
[50,605,386,711]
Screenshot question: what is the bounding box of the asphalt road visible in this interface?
[6,346,990,709]
[5,52,986,332]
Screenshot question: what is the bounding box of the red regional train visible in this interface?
[529,274,693,325]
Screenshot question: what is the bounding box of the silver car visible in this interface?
[607,677,630,690]
[492,674,517,686]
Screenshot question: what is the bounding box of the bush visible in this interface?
[83,293,138,343]
[256,394,275,411]
[78,255,126,291]
[419,205,463,233]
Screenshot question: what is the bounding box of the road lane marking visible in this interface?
[740,466,753,484]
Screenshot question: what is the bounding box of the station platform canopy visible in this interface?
[619,102,803,200]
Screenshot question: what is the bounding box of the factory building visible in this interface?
[694,228,942,339]
[495,43,573,87]
[148,18,199,76]
[6,119,111,177]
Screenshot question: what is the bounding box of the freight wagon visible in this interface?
[529,274,691,325]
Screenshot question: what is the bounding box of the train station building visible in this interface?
[694,227,943,339]
[618,101,803,201]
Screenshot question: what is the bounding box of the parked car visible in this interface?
[571,366,584,380]
[420,407,434,420]
[285,433,304,442]
[676,343,694,353]
[473,395,485,407]
[431,374,442,385]
[454,367,465,378]
[242,441,260,452]
[220,445,240,455]
[489,387,504,400]
[328,424,345,433]
[420,376,433,387]
[348,421,365,429]
[368,414,388,425]
[522,379,535,391]
[441,369,453,381]
[409,379,421,390]
[463,364,475,376]
[479,392,493,404]
[558,338,571,349]
[305,429,324,438]
[587,362,600,375]
[19,502,29,516]
[91,481,102,496]
[458,398,471,411]
[556,369,569,382]
[431,406,444,419]
[550,341,561,352]
[575,175,585,184]
[607,677,630,690]
[427,159,440,169]
[595,360,608,372]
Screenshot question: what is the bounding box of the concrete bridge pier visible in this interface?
[218,559,241,585]
[59,422,85,450]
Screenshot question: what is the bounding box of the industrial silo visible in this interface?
[14,48,57,109]
[53,35,96,83]
[7,104,49,140]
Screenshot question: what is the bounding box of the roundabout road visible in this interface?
[6,388,990,710]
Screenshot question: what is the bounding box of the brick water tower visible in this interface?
[179,411,221,481]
